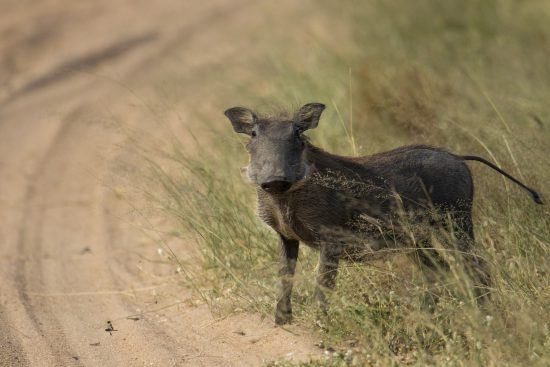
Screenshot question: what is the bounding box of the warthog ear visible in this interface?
[224,107,257,135]
[294,103,326,131]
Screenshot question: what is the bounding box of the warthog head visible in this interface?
[225,103,325,194]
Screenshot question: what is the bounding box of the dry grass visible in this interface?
[143,1,549,366]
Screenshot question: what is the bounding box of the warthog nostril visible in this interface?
[261,180,292,194]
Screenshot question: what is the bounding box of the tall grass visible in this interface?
[145,1,549,365]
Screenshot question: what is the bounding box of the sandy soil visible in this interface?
[0,1,320,365]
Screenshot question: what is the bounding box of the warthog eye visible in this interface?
[251,130,257,137]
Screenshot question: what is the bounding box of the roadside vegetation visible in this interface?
[144,1,549,365]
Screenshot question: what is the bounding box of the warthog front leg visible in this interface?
[314,245,340,316]
[275,235,299,325]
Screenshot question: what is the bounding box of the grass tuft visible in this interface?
[144,1,549,365]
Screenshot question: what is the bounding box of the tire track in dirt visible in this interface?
[0,0,251,111]
[11,107,194,365]
[2,32,158,106]
[13,114,80,365]
[0,312,29,366]
[0,1,322,365]
[2,1,249,363]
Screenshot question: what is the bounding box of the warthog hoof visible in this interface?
[275,308,292,325]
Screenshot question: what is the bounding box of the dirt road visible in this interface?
[0,1,319,365]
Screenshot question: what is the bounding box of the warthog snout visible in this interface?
[260,178,292,194]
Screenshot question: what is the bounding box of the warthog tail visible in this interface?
[461,155,543,205]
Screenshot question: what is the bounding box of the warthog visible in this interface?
[224,103,543,325]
